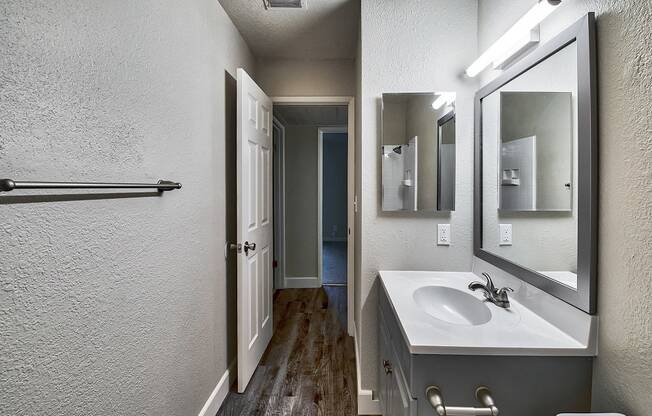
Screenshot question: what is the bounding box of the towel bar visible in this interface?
[0,179,182,193]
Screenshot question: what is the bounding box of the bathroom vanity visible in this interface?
[377,271,596,416]
[376,13,599,416]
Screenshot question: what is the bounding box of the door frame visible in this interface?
[272,117,286,291]
[272,96,355,336]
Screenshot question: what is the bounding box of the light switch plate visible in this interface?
[437,224,451,246]
[499,224,512,246]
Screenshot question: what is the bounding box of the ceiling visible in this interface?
[275,105,348,126]
[218,0,359,60]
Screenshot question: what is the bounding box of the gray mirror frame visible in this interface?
[474,13,597,314]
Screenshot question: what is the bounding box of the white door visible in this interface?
[236,68,274,393]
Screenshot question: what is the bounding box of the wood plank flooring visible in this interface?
[216,288,357,416]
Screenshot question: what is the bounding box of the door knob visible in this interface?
[244,241,257,254]
[383,359,393,374]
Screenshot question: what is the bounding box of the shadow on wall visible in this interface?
[0,191,162,204]
[225,71,238,366]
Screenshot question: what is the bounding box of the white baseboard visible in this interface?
[354,323,381,415]
[198,360,236,416]
[284,276,321,288]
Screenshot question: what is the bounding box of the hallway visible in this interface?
[322,241,348,329]
[217,288,357,416]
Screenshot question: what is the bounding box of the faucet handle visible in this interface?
[481,272,496,291]
[495,286,514,308]
[496,287,514,296]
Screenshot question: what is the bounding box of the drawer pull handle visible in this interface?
[426,386,499,416]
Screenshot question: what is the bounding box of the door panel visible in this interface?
[237,68,274,392]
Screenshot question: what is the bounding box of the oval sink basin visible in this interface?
[413,286,492,326]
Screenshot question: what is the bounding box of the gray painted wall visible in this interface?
[357,0,478,391]
[284,125,320,278]
[381,99,408,145]
[406,96,448,211]
[323,133,348,241]
[478,0,652,414]
[0,1,255,414]
[256,58,356,97]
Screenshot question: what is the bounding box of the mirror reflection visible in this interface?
[481,41,578,289]
[381,92,456,212]
[499,91,572,211]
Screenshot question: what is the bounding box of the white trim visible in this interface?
[197,360,236,416]
[354,323,381,415]
[272,96,356,337]
[284,276,321,288]
[346,98,355,337]
[318,129,323,287]
[272,96,355,105]
[272,117,286,290]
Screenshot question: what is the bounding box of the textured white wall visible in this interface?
[0,1,255,414]
[256,58,356,97]
[354,30,363,343]
[358,0,478,391]
[478,1,652,414]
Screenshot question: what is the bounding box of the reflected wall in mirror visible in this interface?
[500,91,573,211]
[381,92,456,212]
[474,13,597,313]
[482,41,578,289]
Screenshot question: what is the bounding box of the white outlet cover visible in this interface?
[437,224,451,246]
[499,224,512,246]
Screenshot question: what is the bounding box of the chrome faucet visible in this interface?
[469,272,514,308]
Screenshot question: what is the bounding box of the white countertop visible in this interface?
[379,270,597,356]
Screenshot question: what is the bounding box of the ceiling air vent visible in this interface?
[263,0,305,9]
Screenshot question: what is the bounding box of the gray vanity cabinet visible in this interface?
[378,287,593,416]
[378,322,417,416]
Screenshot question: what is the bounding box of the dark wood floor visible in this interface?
[217,288,357,416]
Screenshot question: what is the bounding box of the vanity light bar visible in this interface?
[465,0,561,77]
[491,27,540,70]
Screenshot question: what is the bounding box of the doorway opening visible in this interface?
[222,71,357,412]
[272,97,355,336]
[320,126,349,329]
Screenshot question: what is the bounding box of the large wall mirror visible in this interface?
[381,92,456,212]
[474,14,597,313]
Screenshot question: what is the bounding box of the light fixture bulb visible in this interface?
[465,0,560,77]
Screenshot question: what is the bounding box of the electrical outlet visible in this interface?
[499,224,512,246]
[437,224,451,246]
